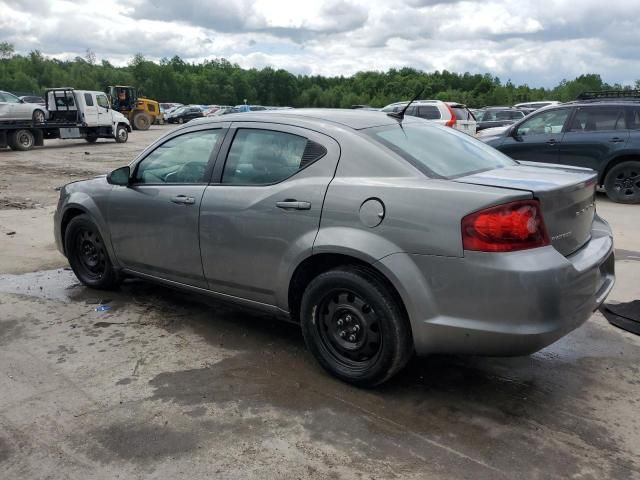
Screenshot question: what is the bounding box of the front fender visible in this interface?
[58,189,120,268]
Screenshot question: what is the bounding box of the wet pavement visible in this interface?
[1,268,639,479]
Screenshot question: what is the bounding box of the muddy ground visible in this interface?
[0,126,639,479]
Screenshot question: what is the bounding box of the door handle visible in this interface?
[609,137,624,143]
[546,139,557,145]
[170,195,195,205]
[276,200,311,210]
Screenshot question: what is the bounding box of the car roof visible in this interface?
[187,108,420,130]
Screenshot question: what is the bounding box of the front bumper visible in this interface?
[377,215,615,356]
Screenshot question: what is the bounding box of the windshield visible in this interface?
[365,123,516,178]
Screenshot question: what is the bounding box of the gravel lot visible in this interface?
[1,126,639,479]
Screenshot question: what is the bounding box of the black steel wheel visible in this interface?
[9,129,35,151]
[604,161,640,204]
[115,125,128,143]
[300,266,413,387]
[64,214,120,289]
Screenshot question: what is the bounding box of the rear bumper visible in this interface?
[377,214,615,356]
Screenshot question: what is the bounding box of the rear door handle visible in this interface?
[609,137,624,143]
[170,195,195,205]
[276,200,311,210]
[546,139,557,145]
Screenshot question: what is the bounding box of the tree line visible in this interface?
[1,42,638,108]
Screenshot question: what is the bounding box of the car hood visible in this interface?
[113,111,130,125]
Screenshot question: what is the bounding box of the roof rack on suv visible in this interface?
[576,90,640,101]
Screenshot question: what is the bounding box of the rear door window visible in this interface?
[84,93,94,106]
[517,108,571,135]
[452,107,472,120]
[222,129,326,185]
[416,105,441,119]
[629,107,640,130]
[568,106,626,131]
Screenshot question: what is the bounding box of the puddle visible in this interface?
[0,269,86,302]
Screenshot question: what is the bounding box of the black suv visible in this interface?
[481,91,640,203]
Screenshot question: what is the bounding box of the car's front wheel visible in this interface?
[604,161,640,204]
[300,266,413,387]
[65,214,120,289]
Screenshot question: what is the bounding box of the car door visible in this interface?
[497,107,572,163]
[82,92,98,125]
[199,123,340,306]
[96,94,113,127]
[108,126,228,287]
[558,105,630,172]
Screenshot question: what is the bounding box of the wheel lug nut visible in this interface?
[346,315,352,322]
[339,331,346,338]
[349,335,356,342]
[337,319,343,326]
[354,325,360,332]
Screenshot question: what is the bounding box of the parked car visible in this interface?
[481,92,640,203]
[54,109,614,386]
[0,90,48,123]
[235,104,267,112]
[166,105,204,124]
[513,101,561,112]
[19,95,46,106]
[381,100,477,135]
[475,107,527,131]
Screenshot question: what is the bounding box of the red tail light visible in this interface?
[461,200,550,252]
[445,103,457,127]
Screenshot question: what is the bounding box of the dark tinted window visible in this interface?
[222,129,326,185]
[135,130,222,184]
[84,93,94,106]
[366,123,515,178]
[517,108,570,136]
[629,107,640,130]
[568,106,626,131]
[511,110,525,120]
[414,105,440,119]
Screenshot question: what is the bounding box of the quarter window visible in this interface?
[568,107,626,131]
[517,108,570,136]
[629,107,640,130]
[416,105,441,120]
[134,130,222,184]
[222,129,326,185]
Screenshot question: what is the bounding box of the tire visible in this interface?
[64,214,120,289]
[300,266,413,387]
[32,109,46,124]
[133,112,151,130]
[604,161,640,204]
[115,125,128,143]
[85,136,98,143]
[9,129,35,151]
[177,117,184,124]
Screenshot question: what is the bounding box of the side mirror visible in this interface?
[107,166,130,186]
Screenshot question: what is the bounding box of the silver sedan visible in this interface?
[54,109,615,386]
[0,90,47,123]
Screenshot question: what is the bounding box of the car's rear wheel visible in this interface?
[65,214,120,289]
[604,161,640,204]
[32,109,45,124]
[300,266,412,387]
[9,129,35,151]
[177,117,184,124]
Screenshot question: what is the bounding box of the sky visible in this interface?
[1,0,639,87]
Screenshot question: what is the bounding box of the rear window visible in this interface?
[365,123,515,178]
[451,107,472,120]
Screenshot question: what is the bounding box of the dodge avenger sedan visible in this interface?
[54,109,615,386]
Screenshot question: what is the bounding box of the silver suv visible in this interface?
[381,100,477,135]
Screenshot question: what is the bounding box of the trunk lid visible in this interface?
[454,161,597,256]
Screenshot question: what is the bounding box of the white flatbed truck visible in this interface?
[0,88,132,151]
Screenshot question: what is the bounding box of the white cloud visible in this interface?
[1,0,639,86]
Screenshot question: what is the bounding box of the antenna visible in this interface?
[387,88,425,121]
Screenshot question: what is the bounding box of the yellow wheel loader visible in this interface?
[106,86,162,131]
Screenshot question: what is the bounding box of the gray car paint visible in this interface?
[54,109,615,356]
